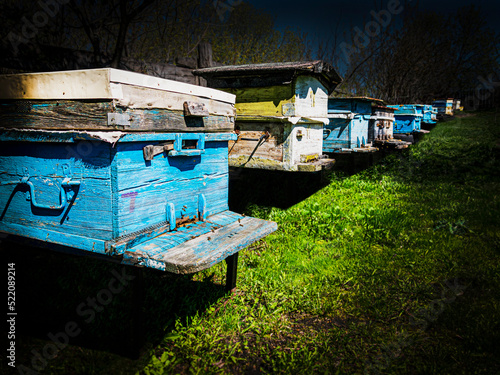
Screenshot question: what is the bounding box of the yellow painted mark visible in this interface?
[221,86,294,117]
[310,88,316,107]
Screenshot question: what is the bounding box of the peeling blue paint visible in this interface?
[0,130,276,274]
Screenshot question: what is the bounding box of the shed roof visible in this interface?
[194,60,342,94]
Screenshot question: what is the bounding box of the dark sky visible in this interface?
[246,0,500,43]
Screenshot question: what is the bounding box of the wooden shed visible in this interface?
[193,61,342,172]
[0,68,277,288]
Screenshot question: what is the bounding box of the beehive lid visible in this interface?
[329,96,384,103]
[194,60,342,94]
[0,68,235,104]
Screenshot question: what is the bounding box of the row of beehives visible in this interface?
[0,61,455,288]
[193,61,451,173]
[432,98,463,116]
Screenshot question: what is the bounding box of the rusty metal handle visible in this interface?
[22,177,80,210]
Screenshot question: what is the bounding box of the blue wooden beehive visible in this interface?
[323,97,377,153]
[422,104,438,124]
[0,69,277,285]
[388,104,426,134]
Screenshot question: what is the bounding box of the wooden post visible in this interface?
[198,42,213,68]
[225,252,239,292]
[197,43,212,86]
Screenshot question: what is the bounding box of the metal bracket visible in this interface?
[143,141,174,161]
[107,113,130,127]
[183,101,209,117]
[198,194,207,221]
[166,203,176,231]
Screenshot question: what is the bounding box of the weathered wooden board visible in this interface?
[0,68,236,132]
[122,211,278,274]
[0,68,235,103]
[0,141,114,243]
[116,84,234,115]
[0,100,234,132]
[293,76,329,118]
[193,60,342,94]
[223,85,293,117]
[229,122,284,164]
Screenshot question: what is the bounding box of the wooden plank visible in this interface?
[0,141,114,242]
[0,222,107,254]
[115,84,235,116]
[0,101,234,132]
[121,213,278,274]
[193,60,342,94]
[230,121,284,162]
[114,140,229,237]
[287,123,324,167]
[0,100,114,129]
[0,68,235,104]
[293,76,329,118]
[0,69,115,100]
[109,69,235,103]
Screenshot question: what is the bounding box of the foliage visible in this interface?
[208,3,310,65]
[0,0,310,68]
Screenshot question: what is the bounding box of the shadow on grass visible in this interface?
[228,151,390,213]
[2,240,227,373]
[229,168,328,212]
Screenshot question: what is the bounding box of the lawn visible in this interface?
[4,111,500,374]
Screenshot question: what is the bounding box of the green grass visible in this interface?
[5,111,500,374]
[142,111,500,375]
